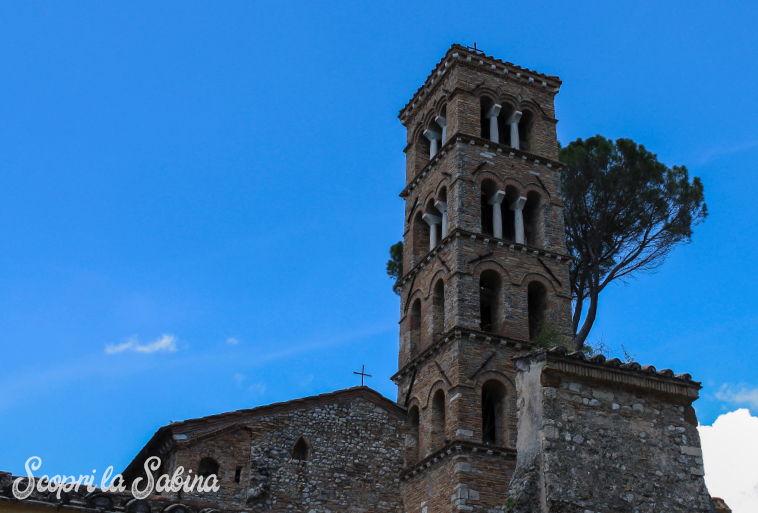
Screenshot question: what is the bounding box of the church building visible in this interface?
[0,44,727,513]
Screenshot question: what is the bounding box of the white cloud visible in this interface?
[247,382,266,395]
[233,373,245,387]
[227,337,239,345]
[105,334,177,355]
[714,384,758,409]
[699,409,758,513]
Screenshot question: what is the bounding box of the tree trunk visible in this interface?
[574,289,599,350]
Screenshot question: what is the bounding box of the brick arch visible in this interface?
[421,108,438,131]
[476,370,518,447]
[406,396,422,414]
[475,88,499,101]
[518,100,543,118]
[401,288,425,321]
[475,370,515,393]
[434,179,450,198]
[496,95,519,111]
[431,97,448,118]
[421,189,438,212]
[519,272,558,294]
[473,260,512,285]
[476,171,502,189]
[423,380,448,409]
[502,177,526,195]
[523,183,550,202]
[411,124,428,150]
[426,270,447,299]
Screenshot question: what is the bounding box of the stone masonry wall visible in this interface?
[508,349,714,513]
[138,392,406,513]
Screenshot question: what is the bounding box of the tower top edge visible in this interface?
[398,44,563,122]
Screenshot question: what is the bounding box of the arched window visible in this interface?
[407,406,420,464]
[292,435,311,461]
[503,186,519,241]
[435,187,448,239]
[198,457,219,478]
[480,97,493,140]
[424,119,444,159]
[518,110,534,152]
[523,191,542,247]
[482,380,507,445]
[423,200,442,250]
[432,279,445,336]
[409,299,421,358]
[480,179,499,236]
[415,131,431,176]
[412,212,430,265]
[430,390,446,450]
[479,270,502,332]
[527,281,548,340]
[496,104,515,145]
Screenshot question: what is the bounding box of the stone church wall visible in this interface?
[238,398,405,512]
[508,348,714,513]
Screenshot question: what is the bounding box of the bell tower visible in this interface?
[392,45,572,512]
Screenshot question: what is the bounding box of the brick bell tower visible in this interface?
[391,45,572,512]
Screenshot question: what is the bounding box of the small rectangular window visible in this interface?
[234,466,242,483]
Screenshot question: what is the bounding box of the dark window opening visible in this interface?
[481,179,498,237]
[413,212,430,264]
[518,111,534,152]
[479,270,501,332]
[482,380,507,445]
[408,406,420,463]
[234,466,242,483]
[432,279,445,336]
[430,390,446,450]
[292,435,311,461]
[480,97,494,140]
[528,281,548,340]
[409,299,421,358]
[198,457,219,478]
[523,191,542,247]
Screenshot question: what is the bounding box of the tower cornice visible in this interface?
[391,326,533,384]
[398,44,562,125]
[400,132,564,199]
[398,228,571,287]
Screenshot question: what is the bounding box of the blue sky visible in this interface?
[1,1,757,479]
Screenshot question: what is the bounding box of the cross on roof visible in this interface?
[353,365,372,387]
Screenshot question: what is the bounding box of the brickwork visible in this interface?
[395,44,571,513]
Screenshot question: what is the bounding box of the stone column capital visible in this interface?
[510,196,527,210]
[485,104,502,119]
[434,200,447,212]
[422,213,441,226]
[507,110,522,125]
[434,116,447,127]
[423,129,441,141]
[488,190,506,205]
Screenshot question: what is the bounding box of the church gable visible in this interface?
[123,387,406,511]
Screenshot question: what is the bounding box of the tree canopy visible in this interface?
[386,241,403,295]
[560,136,707,349]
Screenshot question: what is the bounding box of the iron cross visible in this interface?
[354,365,372,386]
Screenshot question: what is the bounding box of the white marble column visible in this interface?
[434,200,448,238]
[485,104,502,144]
[422,213,441,250]
[511,196,527,244]
[434,116,447,144]
[424,129,442,158]
[488,190,505,239]
[507,111,522,149]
